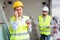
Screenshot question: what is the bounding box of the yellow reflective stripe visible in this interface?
[40,30,51,35]
[39,27,51,30]
[40,31,51,35]
[39,27,51,35]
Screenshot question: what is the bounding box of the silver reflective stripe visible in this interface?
[24,38,30,40]
[11,32,29,36]
[20,38,30,40]
[39,26,49,28]
[11,38,30,40]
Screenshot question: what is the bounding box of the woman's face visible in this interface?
[15,7,23,17]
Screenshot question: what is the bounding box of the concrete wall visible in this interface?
[3,0,49,21]
[52,0,60,18]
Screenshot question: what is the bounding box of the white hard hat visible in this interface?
[42,6,49,11]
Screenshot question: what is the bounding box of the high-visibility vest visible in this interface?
[9,15,30,40]
[38,15,51,35]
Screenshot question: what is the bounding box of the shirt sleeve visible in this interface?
[50,18,54,28]
[10,21,18,30]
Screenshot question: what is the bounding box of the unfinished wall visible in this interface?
[52,0,60,18]
[3,0,49,21]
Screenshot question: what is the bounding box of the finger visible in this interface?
[14,11,18,17]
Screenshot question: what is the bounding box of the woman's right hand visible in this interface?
[14,11,18,21]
